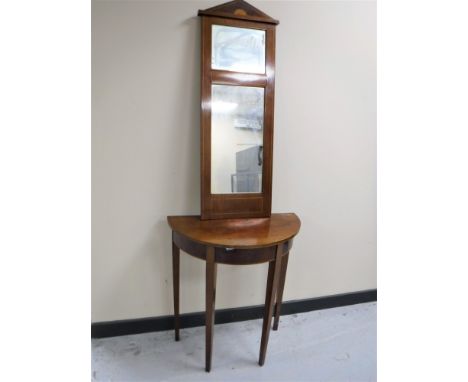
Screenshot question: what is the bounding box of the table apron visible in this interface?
[172,231,293,265]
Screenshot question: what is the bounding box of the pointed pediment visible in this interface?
[198,0,279,25]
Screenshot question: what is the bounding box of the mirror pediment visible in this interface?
[198,0,279,25]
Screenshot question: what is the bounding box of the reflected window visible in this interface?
[212,25,266,74]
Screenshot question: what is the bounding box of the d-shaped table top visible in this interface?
[167,213,301,249]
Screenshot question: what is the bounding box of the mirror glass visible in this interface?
[211,84,264,194]
[212,25,266,74]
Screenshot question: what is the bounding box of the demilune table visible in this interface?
[167,213,301,372]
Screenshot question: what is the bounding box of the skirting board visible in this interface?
[91,289,377,339]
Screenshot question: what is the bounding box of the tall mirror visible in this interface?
[199,0,279,219]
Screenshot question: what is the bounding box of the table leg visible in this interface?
[273,252,289,331]
[259,244,283,366]
[172,237,180,341]
[205,247,217,372]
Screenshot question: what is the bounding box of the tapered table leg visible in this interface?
[273,252,289,331]
[259,245,283,366]
[172,237,180,341]
[205,247,217,372]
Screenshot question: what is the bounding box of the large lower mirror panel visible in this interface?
[211,84,264,194]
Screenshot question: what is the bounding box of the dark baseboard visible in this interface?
[91,289,377,339]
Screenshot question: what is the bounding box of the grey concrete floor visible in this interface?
[92,302,376,382]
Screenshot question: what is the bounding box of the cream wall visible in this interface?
[92,0,376,323]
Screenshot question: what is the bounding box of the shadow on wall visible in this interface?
[161,15,201,214]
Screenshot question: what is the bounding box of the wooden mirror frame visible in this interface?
[198,0,279,220]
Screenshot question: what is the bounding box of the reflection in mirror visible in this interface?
[211,84,264,194]
[212,25,266,74]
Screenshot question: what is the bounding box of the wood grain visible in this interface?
[168,213,300,249]
[172,236,180,341]
[273,252,289,331]
[259,244,283,366]
[205,247,217,372]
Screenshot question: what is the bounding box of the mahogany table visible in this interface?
[167,213,301,372]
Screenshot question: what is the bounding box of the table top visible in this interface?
[167,213,300,249]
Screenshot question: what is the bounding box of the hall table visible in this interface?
[167,213,301,372]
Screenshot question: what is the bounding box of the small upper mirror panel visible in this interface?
[212,25,265,74]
